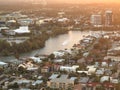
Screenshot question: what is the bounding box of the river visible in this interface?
[0,31,100,63]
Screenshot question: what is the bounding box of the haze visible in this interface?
[0,0,120,4]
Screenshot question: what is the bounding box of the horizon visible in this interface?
[0,0,120,4]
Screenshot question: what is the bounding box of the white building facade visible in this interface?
[91,14,102,27]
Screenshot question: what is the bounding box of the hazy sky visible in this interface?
[52,0,120,3]
[0,0,120,4]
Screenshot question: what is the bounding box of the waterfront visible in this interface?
[0,30,100,63]
[0,2,120,90]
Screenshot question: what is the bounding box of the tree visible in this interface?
[48,54,55,60]
[116,83,120,90]
[18,66,26,74]
[94,76,100,82]
[14,53,20,60]
[80,72,87,77]
[8,82,19,89]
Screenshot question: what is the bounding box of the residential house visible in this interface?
[53,59,65,64]
[57,18,69,24]
[0,27,9,32]
[29,57,42,63]
[32,80,43,86]
[49,74,59,80]
[41,66,50,73]
[60,65,79,72]
[87,66,97,75]
[18,61,38,71]
[17,18,34,26]
[13,26,31,35]
[0,61,8,68]
[52,50,67,58]
[100,76,111,83]
[11,79,32,87]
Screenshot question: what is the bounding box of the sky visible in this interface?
[49,0,120,3]
[0,0,120,4]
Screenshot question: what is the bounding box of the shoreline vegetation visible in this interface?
[0,26,68,57]
[0,2,120,57]
[0,27,119,57]
[73,26,120,31]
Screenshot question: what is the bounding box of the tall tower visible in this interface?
[105,10,113,26]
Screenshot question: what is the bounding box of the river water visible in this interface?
[0,31,99,63]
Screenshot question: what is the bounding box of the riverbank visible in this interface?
[0,31,92,62]
[72,26,120,31]
[0,27,68,57]
[1,25,119,57]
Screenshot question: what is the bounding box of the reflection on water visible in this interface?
[0,31,97,62]
[27,31,91,56]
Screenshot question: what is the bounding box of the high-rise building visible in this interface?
[105,10,113,26]
[31,0,47,6]
[40,0,47,6]
[90,14,102,27]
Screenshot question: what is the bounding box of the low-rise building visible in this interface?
[13,26,31,35]
[17,18,34,26]
[47,74,74,89]
[87,65,97,75]
[41,66,50,73]
[29,57,42,63]
[0,61,8,68]
[49,74,59,80]
[18,61,38,71]
[60,65,79,72]
[32,80,43,86]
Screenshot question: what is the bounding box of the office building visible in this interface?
[91,14,102,27]
[105,10,113,26]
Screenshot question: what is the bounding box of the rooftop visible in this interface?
[50,78,74,83]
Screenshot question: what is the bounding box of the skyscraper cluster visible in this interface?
[29,0,47,6]
[91,10,113,27]
[91,14,102,27]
